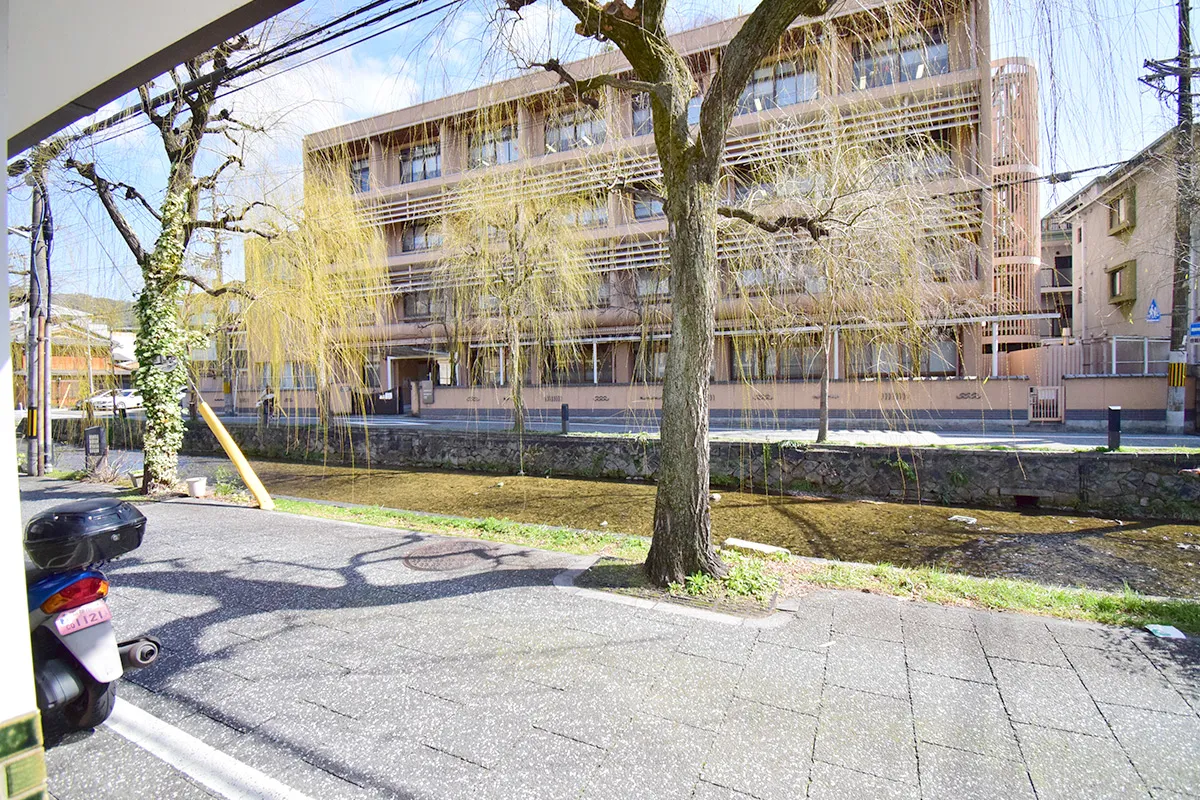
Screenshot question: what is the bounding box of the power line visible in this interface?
[82,0,460,150]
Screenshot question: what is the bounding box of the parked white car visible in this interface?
[84,389,142,411]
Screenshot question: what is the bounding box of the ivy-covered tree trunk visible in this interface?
[134,194,193,492]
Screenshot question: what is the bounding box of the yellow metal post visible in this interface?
[196,399,275,511]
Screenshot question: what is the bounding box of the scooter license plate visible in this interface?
[54,600,113,636]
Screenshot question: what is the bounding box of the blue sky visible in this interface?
[5,0,1187,306]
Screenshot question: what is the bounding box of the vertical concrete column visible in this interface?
[832,328,841,380]
[517,103,534,158]
[593,341,599,384]
[992,322,1000,377]
[368,137,385,190]
[819,21,837,98]
[0,0,46,792]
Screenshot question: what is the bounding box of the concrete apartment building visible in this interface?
[1036,129,1197,426]
[301,0,1057,427]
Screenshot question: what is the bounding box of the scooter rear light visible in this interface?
[41,576,109,614]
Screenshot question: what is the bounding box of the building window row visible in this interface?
[737,57,818,115]
[851,25,949,91]
[545,107,607,153]
[469,125,519,168]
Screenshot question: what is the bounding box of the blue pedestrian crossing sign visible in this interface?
[1191,321,1200,338]
[1147,299,1162,323]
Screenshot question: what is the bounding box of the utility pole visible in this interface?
[1142,0,1190,431]
[24,167,51,475]
[1145,0,1196,432]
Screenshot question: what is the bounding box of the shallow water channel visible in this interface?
[244,460,1200,599]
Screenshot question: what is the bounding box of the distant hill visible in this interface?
[54,293,135,329]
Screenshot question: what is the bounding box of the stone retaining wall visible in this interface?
[51,418,1200,520]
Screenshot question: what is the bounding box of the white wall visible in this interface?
[0,0,37,725]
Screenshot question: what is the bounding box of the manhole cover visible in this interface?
[402,539,507,572]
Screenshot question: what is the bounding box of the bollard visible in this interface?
[1108,405,1121,451]
[561,403,569,435]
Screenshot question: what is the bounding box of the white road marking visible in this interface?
[104,698,315,800]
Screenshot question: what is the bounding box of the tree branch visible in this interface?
[696,0,830,173]
[609,177,664,203]
[195,154,244,191]
[174,273,256,298]
[717,205,828,240]
[532,58,668,108]
[186,201,272,234]
[66,159,148,265]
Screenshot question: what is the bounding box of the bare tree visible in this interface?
[25,37,272,492]
[500,0,831,585]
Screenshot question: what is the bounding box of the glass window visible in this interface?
[737,57,817,115]
[468,125,518,168]
[402,291,445,320]
[350,159,370,193]
[779,340,825,380]
[921,337,958,376]
[545,108,607,153]
[282,362,316,390]
[402,221,442,252]
[633,193,665,220]
[635,341,669,382]
[400,143,441,184]
[732,338,777,381]
[566,196,609,228]
[635,268,670,298]
[852,26,949,91]
[632,93,653,136]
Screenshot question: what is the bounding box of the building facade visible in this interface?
[302,0,1057,426]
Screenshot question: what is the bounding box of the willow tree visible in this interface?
[434,162,599,433]
[50,36,270,492]
[243,165,389,427]
[502,0,830,584]
[726,125,982,442]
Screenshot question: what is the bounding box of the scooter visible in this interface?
[25,497,161,729]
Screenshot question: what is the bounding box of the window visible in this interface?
[632,93,653,136]
[400,143,440,184]
[852,26,949,91]
[1107,187,1136,235]
[403,291,443,319]
[468,125,518,167]
[282,362,316,390]
[350,159,370,193]
[363,359,382,390]
[779,340,825,380]
[854,342,913,377]
[633,192,664,220]
[402,221,442,252]
[1107,260,1136,305]
[635,268,670,299]
[732,339,777,381]
[591,273,612,307]
[920,336,958,376]
[737,57,817,115]
[545,108,607,153]
[636,341,669,382]
[566,195,609,228]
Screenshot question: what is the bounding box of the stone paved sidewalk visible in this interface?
[21,478,1200,800]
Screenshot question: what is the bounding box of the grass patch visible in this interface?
[779,558,1200,634]
[671,551,781,603]
[274,497,649,561]
[47,468,88,481]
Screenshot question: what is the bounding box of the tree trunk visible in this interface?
[646,178,727,586]
[817,326,831,443]
[135,193,191,492]
[508,330,525,434]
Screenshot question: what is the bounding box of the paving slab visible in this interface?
[1015,723,1151,800]
[910,671,1021,761]
[917,742,1035,800]
[991,659,1110,736]
[1062,644,1193,715]
[806,761,918,800]
[904,623,992,683]
[701,701,816,800]
[813,686,917,785]
[824,634,908,698]
[1101,703,1200,796]
[735,641,826,716]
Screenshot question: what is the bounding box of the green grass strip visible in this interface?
[275,498,1199,633]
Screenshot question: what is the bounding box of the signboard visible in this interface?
[1147,299,1162,324]
[1191,321,1200,338]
